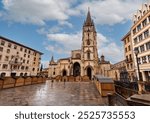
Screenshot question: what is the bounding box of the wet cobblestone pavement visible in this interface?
[0,81,108,106]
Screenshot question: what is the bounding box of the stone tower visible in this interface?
[81,9,99,79]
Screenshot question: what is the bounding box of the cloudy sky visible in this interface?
[0,0,147,67]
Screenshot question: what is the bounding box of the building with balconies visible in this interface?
[0,36,43,77]
[121,31,136,82]
[131,3,150,82]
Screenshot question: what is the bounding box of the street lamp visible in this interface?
[134,47,141,81]
[134,47,143,94]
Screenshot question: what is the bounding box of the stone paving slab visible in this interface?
[0,81,108,106]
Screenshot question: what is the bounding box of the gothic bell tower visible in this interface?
[81,9,99,79]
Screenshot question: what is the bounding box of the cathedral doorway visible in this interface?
[62,70,67,76]
[73,62,80,77]
[87,67,92,80]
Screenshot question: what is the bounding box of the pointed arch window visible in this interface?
[87,52,90,60]
[87,39,90,45]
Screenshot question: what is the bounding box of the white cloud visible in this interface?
[46,31,123,63]
[37,27,47,35]
[99,42,124,63]
[1,0,145,25]
[41,60,49,68]
[1,0,77,25]
[47,32,82,53]
[58,21,73,28]
[77,0,145,25]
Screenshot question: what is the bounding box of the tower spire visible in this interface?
[50,55,54,62]
[50,55,56,65]
[84,8,93,26]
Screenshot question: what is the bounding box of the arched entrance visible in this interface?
[73,62,80,77]
[62,70,67,76]
[87,67,92,80]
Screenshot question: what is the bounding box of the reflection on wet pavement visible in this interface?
[0,81,108,106]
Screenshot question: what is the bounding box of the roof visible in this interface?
[121,31,131,41]
[94,75,114,83]
[0,35,43,55]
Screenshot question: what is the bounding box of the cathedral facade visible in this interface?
[48,10,110,80]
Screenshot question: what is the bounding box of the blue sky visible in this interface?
[0,0,147,67]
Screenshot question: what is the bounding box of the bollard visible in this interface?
[107,93,114,106]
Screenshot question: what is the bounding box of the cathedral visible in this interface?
[48,10,110,80]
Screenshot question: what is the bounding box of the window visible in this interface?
[76,53,81,58]
[1,40,5,46]
[142,19,147,27]
[28,55,30,58]
[5,56,9,61]
[128,37,130,42]
[131,63,133,69]
[26,66,28,70]
[28,50,30,54]
[126,56,128,61]
[14,45,17,49]
[87,39,90,45]
[137,24,141,31]
[32,68,35,71]
[144,30,149,38]
[125,48,127,52]
[21,66,24,70]
[149,16,150,22]
[87,52,90,60]
[34,57,36,61]
[142,56,147,63]
[138,58,141,64]
[139,34,143,41]
[2,64,8,69]
[20,47,23,51]
[24,54,26,57]
[23,59,25,63]
[143,11,146,15]
[13,65,17,70]
[8,43,11,48]
[7,49,10,53]
[146,42,150,50]
[127,64,129,69]
[0,47,3,52]
[27,60,29,64]
[148,55,150,62]
[128,45,131,51]
[15,58,18,63]
[129,54,132,61]
[133,28,136,35]
[24,49,27,53]
[0,55,2,60]
[134,37,138,44]
[140,45,145,52]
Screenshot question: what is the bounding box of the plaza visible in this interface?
[0,81,108,106]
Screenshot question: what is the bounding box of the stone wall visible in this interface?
[0,76,46,90]
[50,75,91,82]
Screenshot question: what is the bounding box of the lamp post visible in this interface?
[134,47,143,94]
